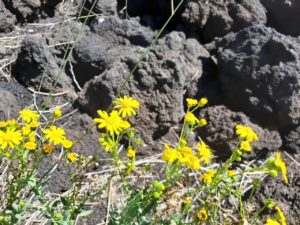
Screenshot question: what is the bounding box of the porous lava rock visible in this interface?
[13,35,75,98]
[181,0,266,42]
[254,154,300,225]
[0,88,21,120]
[72,16,154,86]
[216,24,300,129]
[78,31,211,150]
[198,105,282,158]
[0,1,16,32]
[261,0,300,36]
[3,0,61,22]
[284,126,300,154]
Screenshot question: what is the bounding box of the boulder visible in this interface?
[0,1,16,32]
[181,0,266,42]
[261,0,300,36]
[198,105,282,158]
[13,35,75,98]
[78,31,211,150]
[216,24,300,129]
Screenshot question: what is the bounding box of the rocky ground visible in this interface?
[0,0,299,224]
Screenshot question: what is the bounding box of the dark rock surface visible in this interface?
[0,88,21,121]
[261,0,300,36]
[254,154,300,225]
[216,24,300,129]
[2,0,61,22]
[284,126,300,154]
[72,16,154,86]
[198,105,282,158]
[78,31,211,150]
[181,0,267,42]
[13,35,75,100]
[0,1,17,33]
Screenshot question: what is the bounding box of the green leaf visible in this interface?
[78,210,93,217]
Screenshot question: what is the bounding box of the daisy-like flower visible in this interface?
[53,108,62,118]
[240,141,252,152]
[265,218,280,225]
[201,170,216,185]
[0,128,22,149]
[186,154,200,170]
[162,144,178,164]
[19,109,39,123]
[62,139,73,149]
[236,124,259,142]
[184,111,199,125]
[94,110,130,136]
[275,152,288,184]
[114,96,140,118]
[99,135,117,152]
[42,126,66,145]
[198,118,207,127]
[197,141,212,165]
[24,141,37,151]
[43,144,54,154]
[197,208,208,221]
[127,147,136,158]
[186,98,198,108]
[67,152,78,162]
[0,121,7,128]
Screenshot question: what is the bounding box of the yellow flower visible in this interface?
[62,140,73,149]
[43,144,54,154]
[197,141,212,165]
[186,98,198,108]
[186,154,200,170]
[0,121,7,128]
[127,147,136,158]
[240,141,252,152]
[227,170,236,177]
[99,135,117,152]
[30,120,40,129]
[201,170,216,184]
[184,111,199,125]
[0,128,22,149]
[28,132,36,142]
[42,126,66,145]
[162,144,178,163]
[94,110,129,136]
[236,124,259,142]
[67,152,78,162]
[24,141,36,151]
[275,205,287,225]
[197,208,208,221]
[198,98,208,107]
[53,108,62,118]
[7,119,19,128]
[182,197,192,205]
[275,152,288,184]
[22,124,31,136]
[181,146,193,156]
[114,96,140,118]
[19,109,39,123]
[198,118,207,127]
[265,218,280,225]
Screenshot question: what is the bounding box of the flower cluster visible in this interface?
[236,124,259,152]
[94,96,140,172]
[0,108,78,163]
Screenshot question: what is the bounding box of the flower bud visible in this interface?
[269,170,278,178]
